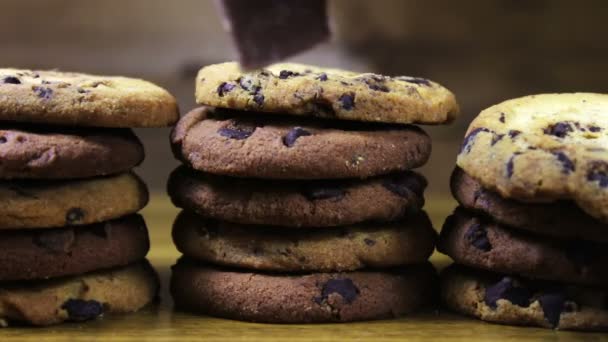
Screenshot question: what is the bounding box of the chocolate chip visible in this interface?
[217,82,236,97]
[587,161,608,188]
[396,76,432,86]
[491,134,504,146]
[61,299,104,322]
[464,223,492,251]
[0,136,6,144]
[553,151,575,174]
[251,94,264,106]
[279,70,299,79]
[66,208,86,225]
[364,238,376,246]
[302,186,346,201]
[506,153,521,178]
[360,75,390,92]
[238,76,255,92]
[2,76,21,84]
[283,127,311,147]
[538,293,566,328]
[589,126,602,132]
[544,122,573,138]
[315,278,359,305]
[218,121,257,140]
[33,86,53,100]
[382,173,427,198]
[316,73,328,81]
[484,277,531,309]
[508,130,521,138]
[338,92,355,110]
[499,113,505,123]
[460,128,490,153]
[33,229,76,253]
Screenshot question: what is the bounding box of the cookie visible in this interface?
[195,62,459,125]
[438,208,608,286]
[0,173,148,229]
[171,258,436,323]
[0,261,158,326]
[168,166,426,227]
[172,210,436,272]
[0,69,179,127]
[171,107,431,179]
[0,215,149,281]
[456,93,608,223]
[451,168,608,242]
[441,264,608,331]
[0,123,143,179]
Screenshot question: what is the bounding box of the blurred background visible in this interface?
[1,0,606,196]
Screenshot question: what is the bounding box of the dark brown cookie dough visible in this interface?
[0,215,149,281]
[171,258,436,323]
[0,124,144,179]
[167,166,426,227]
[171,107,431,179]
[438,208,608,286]
[172,210,436,272]
[441,264,608,331]
[451,168,608,242]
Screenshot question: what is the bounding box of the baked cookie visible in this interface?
[0,173,148,229]
[438,208,608,286]
[441,264,608,331]
[167,166,426,227]
[172,210,436,272]
[195,62,459,125]
[0,69,179,127]
[0,123,143,179]
[0,261,158,326]
[171,258,436,323]
[171,107,431,179]
[0,215,149,281]
[456,93,608,223]
[451,168,608,242]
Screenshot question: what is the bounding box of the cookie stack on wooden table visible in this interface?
[169,62,459,323]
[439,93,608,331]
[0,69,178,326]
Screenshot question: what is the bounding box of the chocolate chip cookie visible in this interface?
[195,62,459,125]
[438,208,608,286]
[171,107,431,179]
[0,69,179,127]
[456,93,608,223]
[0,261,158,326]
[0,173,148,229]
[171,258,436,323]
[168,166,426,227]
[172,210,436,272]
[441,264,608,331]
[0,215,149,281]
[0,124,144,179]
[451,167,608,242]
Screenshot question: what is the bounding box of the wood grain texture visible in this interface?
[0,194,603,341]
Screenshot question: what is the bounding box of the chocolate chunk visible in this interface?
[544,122,573,138]
[33,86,53,100]
[33,229,76,253]
[283,127,312,147]
[315,278,359,304]
[484,277,531,309]
[538,293,566,328]
[553,151,575,174]
[364,238,376,246]
[302,185,346,201]
[279,70,299,79]
[508,130,521,138]
[316,73,328,81]
[2,76,21,84]
[464,223,492,252]
[382,172,427,198]
[587,161,608,188]
[61,299,104,322]
[499,113,505,123]
[217,82,236,97]
[66,207,86,225]
[460,128,490,153]
[396,76,432,86]
[338,92,355,110]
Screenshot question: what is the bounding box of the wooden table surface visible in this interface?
[1,195,605,341]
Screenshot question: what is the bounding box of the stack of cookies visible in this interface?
[439,93,608,331]
[0,69,178,326]
[169,62,459,323]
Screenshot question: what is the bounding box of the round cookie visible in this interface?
[0,215,149,281]
[441,264,608,331]
[167,166,426,227]
[456,93,608,223]
[0,124,144,179]
[0,261,158,326]
[0,69,179,127]
[172,210,436,272]
[171,259,436,323]
[195,62,459,125]
[0,172,148,229]
[438,208,608,286]
[172,107,431,179]
[451,167,608,242]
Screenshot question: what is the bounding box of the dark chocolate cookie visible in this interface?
[167,166,426,227]
[171,107,431,179]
